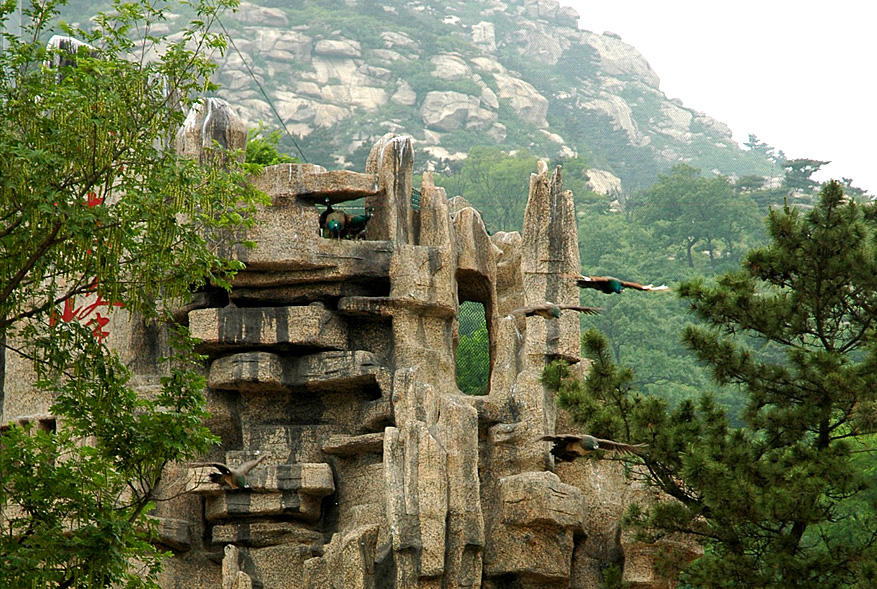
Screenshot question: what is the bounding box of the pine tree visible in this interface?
[546,181,877,587]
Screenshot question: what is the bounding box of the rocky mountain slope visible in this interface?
[65,0,776,193]
[206,0,775,193]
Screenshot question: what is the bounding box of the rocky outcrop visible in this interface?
[583,91,649,147]
[420,90,498,133]
[579,30,661,89]
[492,73,549,128]
[229,1,288,27]
[586,168,623,196]
[2,100,699,589]
[200,0,768,191]
[175,97,247,165]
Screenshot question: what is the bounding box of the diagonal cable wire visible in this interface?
[217,17,308,163]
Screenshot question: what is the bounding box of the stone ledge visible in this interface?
[190,305,347,352]
[187,463,335,522]
[250,163,380,203]
[187,462,334,495]
[464,396,509,425]
[209,351,290,393]
[321,432,384,457]
[208,350,386,395]
[211,521,324,548]
[228,232,395,276]
[154,517,192,552]
[337,295,456,319]
[499,471,585,529]
[484,471,586,581]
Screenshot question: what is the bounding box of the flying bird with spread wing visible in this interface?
[192,453,269,490]
[510,302,603,319]
[539,434,645,461]
[575,275,669,294]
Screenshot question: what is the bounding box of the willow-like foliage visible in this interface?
[0,1,264,586]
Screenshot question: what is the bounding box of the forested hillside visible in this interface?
[59,0,775,192]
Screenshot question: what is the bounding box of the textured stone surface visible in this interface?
[303,525,381,589]
[249,164,379,203]
[189,305,347,352]
[3,132,691,588]
[492,72,549,127]
[222,545,253,589]
[420,90,478,132]
[322,432,384,456]
[211,521,323,547]
[174,97,247,165]
[209,350,386,395]
[365,133,414,244]
[484,472,585,583]
[155,517,192,551]
[521,163,581,364]
[196,463,334,521]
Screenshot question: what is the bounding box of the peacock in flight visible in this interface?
[191,453,269,490]
[539,434,645,461]
[509,302,603,319]
[575,275,669,294]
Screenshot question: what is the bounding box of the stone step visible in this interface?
[187,463,335,522]
[211,520,324,548]
[337,295,456,319]
[208,350,386,394]
[152,517,192,552]
[321,432,384,457]
[189,305,347,352]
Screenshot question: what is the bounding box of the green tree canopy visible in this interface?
[0,0,261,586]
[547,181,877,587]
[432,145,537,233]
[243,124,299,174]
[783,157,830,193]
[634,164,763,269]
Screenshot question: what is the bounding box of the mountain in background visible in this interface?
[64,0,779,195]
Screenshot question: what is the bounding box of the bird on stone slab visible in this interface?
[318,197,334,237]
[539,434,645,461]
[345,205,375,239]
[323,208,348,239]
[575,275,669,294]
[510,302,603,319]
[192,453,269,490]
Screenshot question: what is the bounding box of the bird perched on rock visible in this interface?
[318,197,335,237]
[345,205,374,239]
[575,275,669,294]
[510,302,603,319]
[323,208,348,239]
[539,434,645,461]
[192,453,269,489]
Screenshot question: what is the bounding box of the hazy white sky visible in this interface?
[557,0,876,194]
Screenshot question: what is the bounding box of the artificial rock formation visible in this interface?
[0,99,699,588]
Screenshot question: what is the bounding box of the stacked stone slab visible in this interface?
[0,98,698,588]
